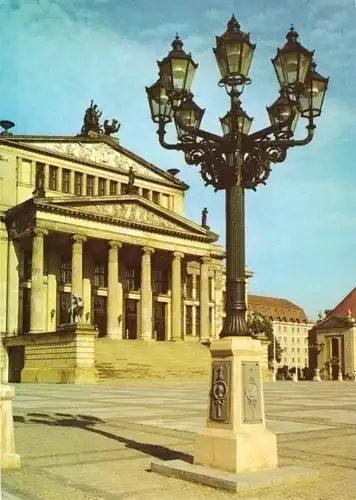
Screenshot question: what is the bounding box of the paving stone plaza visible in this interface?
[2,381,356,499]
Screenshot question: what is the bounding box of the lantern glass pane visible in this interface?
[214,46,229,79]
[300,77,327,117]
[171,58,189,90]
[226,42,243,74]
[241,43,254,78]
[160,59,173,92]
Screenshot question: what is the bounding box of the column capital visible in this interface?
[172,251,184,260]
[200,256,211,265]
[141,246,155,256]
[33,227,48,237]
[71,234,87,244]
[107,240,123,250]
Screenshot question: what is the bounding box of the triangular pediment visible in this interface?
[36,195,218,241]
[314,314,355,330]
[3,136,187,189]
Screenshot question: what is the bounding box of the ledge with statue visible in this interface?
[4,295,98,384]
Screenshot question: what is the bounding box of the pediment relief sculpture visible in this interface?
[28,141,166,182]
[77,202,185,231]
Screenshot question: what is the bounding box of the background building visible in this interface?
[309,288,356,379]
[246,295,313,369]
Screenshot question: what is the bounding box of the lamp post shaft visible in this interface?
[220,150,249,338]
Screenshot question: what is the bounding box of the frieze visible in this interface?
[28,141,165,182]
[75,202,184,231]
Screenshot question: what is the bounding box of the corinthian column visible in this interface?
[30,228,48,333]
[199,256,210,340]
[71,234,86,299]
[140,246,154,340]
[107,240,123,338]
[171,251,184,341]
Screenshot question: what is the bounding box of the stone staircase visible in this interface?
[95,338,210,383]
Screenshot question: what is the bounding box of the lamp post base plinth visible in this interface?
[194,336,278,473]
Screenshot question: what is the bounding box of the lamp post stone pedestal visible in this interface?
[194,336,277,473]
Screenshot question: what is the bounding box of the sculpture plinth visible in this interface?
[194,336,278,473]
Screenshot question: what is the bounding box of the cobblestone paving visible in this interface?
[2,381,356,499]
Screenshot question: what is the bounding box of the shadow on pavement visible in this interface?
[14,412,193,464]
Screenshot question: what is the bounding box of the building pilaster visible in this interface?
[199,257,210,340]
[140,246,154,340]
[171,251,184,341]
[30,228,48,333]
[107,240,123,338]
[71,234,86,299]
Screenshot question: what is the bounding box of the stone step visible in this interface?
[95,338,210,381]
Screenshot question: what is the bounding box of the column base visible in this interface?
[194,336,278,474]
[21,366,98,384]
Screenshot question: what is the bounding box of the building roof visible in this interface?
[330,287,356,319]
[247,294,309,323]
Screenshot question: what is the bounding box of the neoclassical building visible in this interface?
[0,126,237,346]
[308,288,356,379]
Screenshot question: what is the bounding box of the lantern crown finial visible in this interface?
[171,33,184,51]
[227,14,241,32]
[286,25,299,42]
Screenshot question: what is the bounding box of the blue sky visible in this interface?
[1,0,355,320]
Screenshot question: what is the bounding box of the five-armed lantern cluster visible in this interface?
[146,15,328,338]
[146,16,328,192]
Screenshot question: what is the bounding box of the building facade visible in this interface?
[246,295,313,369]
[308,288,356,379]
[0,131,240,347]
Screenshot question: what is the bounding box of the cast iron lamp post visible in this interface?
[146,16,328,341]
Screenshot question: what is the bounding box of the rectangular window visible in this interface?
[304,358,308,365]
[109,180,118,195]
[283,326,287,332]
[60,259,72,284]
[196,276,200,297]
[59,292,71,325]
[49,166,58,190]
[62,169,70,193]
[292,347,295,353]
[142,188,150,199]
[152,269,168,295]
[292,327,295,333]
[22,288,31,333]
[74,173,83,195]
[86,175,94,196]
[222,290,226,311]
[208,277,213,301]
[292,357,295,363]
[98,178,106,196]
[185,305,193,335]
[94,263,107,287]
[185,274,193,299]
[152,191,159,204]
[195,306,200,335]
[125,267,140,291]
[297,337,300,344]
[292,337,295,343]
[23,250,32,280]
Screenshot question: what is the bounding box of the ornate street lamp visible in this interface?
[146,16,328,475]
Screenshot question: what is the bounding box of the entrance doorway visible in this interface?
[8,346,25,383]
[93,296,107,337]
[125,299,138,339]
[154,301,166,341]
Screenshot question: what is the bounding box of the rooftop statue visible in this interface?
[80,101,120,137]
